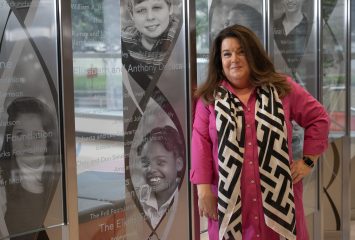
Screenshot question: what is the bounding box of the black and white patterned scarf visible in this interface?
[215,84,296,240]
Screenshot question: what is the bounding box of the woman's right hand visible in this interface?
[197,184,217,220]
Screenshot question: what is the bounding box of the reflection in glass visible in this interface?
[72,0,125,239]
[322,0,346,136]
[322,1,347,238]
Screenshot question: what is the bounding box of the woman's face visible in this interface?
[220,37,251,89]
[140,141,182,195]
[11,113,47,169]
[282,0,304,14]
[132,0,172,40]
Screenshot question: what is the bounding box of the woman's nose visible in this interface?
[23,138,32,147]
[146,9,155,20]
[231,53,239,62]
[146,163,157,172]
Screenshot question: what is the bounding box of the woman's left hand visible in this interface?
[290,160,313,184]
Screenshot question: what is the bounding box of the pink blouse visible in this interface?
[190,77,330,240]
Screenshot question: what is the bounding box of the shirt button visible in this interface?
[246,124,250,128]
[256,234,260,238]
[254,216,258,220]
[250,180,255,184]
[247,107,251,112]
[249,161,253,165]
[248,142,252,146]
[252,198,257,202]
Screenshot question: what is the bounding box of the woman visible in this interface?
[0,97,60,239]
[190,25,329,240]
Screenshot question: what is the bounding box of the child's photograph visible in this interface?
[121,0,183,82]
[127,100,185,229]
[209,0,263,42]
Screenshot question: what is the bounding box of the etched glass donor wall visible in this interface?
[121,0,189,239]
[0,0,63,239]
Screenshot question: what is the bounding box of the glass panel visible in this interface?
[121,0,189,238]
[323,0,346,137]
[196,0,209,86]
[350,0,355,238]
[73,0,189,239]
[72,0,125,239]
[322,1,346,239]
[0,0,64,238]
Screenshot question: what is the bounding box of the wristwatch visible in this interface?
[303,156,315,168]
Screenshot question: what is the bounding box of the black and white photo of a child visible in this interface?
[0,97,60,239]
[136,125,183,228]
[209,1,263,42]
[223,3,263,41]
[273,0,312,83]
[121,0,181,82]
[273,0,314,159]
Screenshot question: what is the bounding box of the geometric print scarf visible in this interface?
[215,84,296,240]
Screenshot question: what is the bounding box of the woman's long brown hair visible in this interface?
[195,24,291,104]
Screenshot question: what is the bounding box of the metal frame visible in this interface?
[316,0,323,239]
[186,0,198,239]
[342,0,352,239]
[264,0,270,52]
[58,0,79,239]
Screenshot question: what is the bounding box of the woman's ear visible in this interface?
[176,157,183,172]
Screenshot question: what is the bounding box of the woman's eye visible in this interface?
[135,8,146,14]
[140,157,150,168]
[157,160,166,166]
[142,161,150,168]
[223,52,231,57]
[13,131,24,137]
[152,6,162,11]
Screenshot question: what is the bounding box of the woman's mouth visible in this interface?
[145,24,159,32]
[231,66,241,71]
[148,176,162,185]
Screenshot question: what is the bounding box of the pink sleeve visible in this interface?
[190,98,214,184]
[288,78,330,155]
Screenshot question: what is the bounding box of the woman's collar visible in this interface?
[220,80,256,96]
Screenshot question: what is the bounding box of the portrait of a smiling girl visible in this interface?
[0,97,60,239]
[136,125,184,228]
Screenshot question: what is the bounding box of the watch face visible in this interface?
[303,156,314,167]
